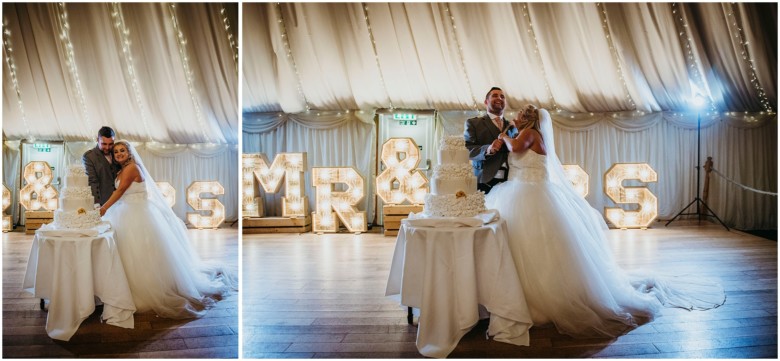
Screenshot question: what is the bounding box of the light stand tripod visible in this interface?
[665,111,729,230]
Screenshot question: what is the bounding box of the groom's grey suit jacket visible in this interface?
[464,114,518,184]
[83,146,120,206]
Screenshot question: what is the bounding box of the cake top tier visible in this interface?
[67,164,88,177]
[439,135,465,151]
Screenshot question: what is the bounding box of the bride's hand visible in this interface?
[99,206,106,216]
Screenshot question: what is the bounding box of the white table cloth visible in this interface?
[385,219,533,358]
[22,230,136,341]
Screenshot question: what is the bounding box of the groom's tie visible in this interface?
[493,116,508,181]
[493,117,503,131]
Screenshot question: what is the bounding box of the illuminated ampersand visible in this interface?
[186,181,225,229]
[604,163,658,229]
[376,138,428,204]
[312,167,366,233]
[3,184,11,231]
[155,182,176,208]
[562,164,589,198]
[19,161,58,211]
[242,153,307,217]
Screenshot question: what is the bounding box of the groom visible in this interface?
[83,126,121,205]
[465,87,518,194]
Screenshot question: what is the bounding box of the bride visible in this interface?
[99,140,236,319]
[485,105,725,338]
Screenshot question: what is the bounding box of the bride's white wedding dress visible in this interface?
[103,179,236,319]
[486,148,725,338]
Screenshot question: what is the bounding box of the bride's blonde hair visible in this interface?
[518,104,541,132]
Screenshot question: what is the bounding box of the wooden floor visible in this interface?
[2,227,239,358]
[243,222,778,358]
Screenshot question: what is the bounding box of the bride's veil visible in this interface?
[538,110,609,230]
[117,141,175,224]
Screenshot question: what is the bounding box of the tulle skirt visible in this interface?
[103,192,236,319]
[485,178,724,338]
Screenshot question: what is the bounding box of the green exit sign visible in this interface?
[398,120,417,126]
[33,143,51,152]
[393,113,417,121]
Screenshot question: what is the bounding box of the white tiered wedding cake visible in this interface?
[422,136,487,218]
[50,164,103,230]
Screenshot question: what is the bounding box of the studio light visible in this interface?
[667,92,729,230]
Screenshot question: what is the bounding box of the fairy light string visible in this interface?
[220,5,238,77]
[111,3,153,142]
[726,3,773,114]
[275,3,310,112]
[2,19,33,141]
[443,5,479,112]
[168,3,211,143]
[56,3,96,134]
[597,3,636,111]
[362,3,393,110]
[521,3,560,113]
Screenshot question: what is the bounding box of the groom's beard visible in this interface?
[488,100,505,115]
[488,104,504,119]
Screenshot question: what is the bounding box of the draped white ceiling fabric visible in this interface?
[2,2,238,144]
[243,2,777,230]
[243,2,776,114]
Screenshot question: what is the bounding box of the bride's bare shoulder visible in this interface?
[119,163,143,181]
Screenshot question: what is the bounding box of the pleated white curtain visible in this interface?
[2,142,22,226]
[136,143,239,223]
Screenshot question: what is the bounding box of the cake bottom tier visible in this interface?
[53,209,102,229]
[423,192,486,218]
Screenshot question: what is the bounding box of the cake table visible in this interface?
[385,218,533,358]
[22,229,136,341]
